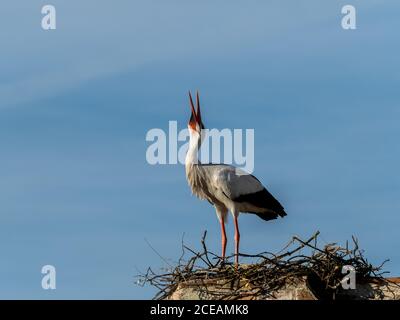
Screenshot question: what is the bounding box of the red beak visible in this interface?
[188,91,202,127]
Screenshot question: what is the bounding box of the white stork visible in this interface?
[185,91,287,265]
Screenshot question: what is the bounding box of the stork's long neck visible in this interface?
[185,129,206,197]
[185,128,203,180]
[185,131,201,167]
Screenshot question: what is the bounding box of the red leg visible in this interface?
[220,217,227,260]
[233,216,240,265]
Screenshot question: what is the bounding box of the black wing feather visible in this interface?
[233,187,287,221]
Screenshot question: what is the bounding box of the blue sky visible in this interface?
[0,1,399,299]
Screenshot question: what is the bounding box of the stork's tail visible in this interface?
[254,208,287,221]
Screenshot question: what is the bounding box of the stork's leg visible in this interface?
[220,217,227,260]
[233,215,240,265]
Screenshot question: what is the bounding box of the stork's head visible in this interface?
[188,91,205,142]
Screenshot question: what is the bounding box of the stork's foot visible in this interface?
[234,255,240,269]
[218,259,226,268]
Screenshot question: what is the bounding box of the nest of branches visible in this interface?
[138,231,392,300]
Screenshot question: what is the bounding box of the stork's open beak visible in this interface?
[188,91,204,130]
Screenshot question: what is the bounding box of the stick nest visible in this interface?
[138,231,391,300]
